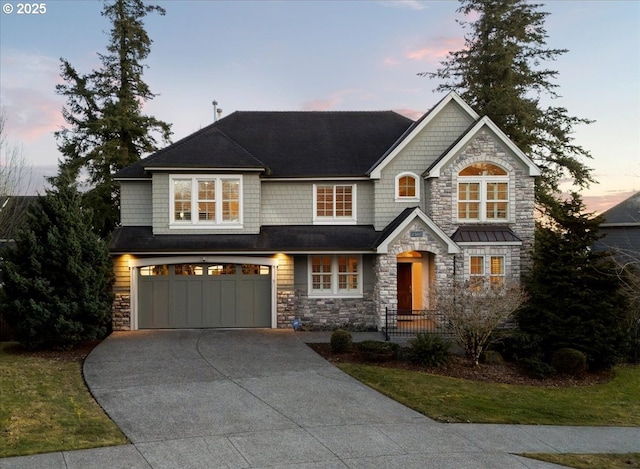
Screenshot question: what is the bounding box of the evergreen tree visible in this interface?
[518,194,629,369]
[423,0,594,217]
[0,175,114,349]
[55,0,171,236]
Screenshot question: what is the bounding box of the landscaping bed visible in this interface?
[307,342,614,387]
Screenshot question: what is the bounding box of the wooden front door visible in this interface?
[397,263,412,313]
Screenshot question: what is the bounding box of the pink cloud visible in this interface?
[2,87,65,142]
[301,89,358,111]
[582,190,637,215]
[394,108,424,120]
[302,97,341,111]
[405,37,465,62]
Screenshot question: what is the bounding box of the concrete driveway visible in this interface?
[3,329,639,468]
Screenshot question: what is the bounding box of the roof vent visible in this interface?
[212,100,223,122]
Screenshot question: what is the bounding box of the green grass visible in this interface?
[337,363,640,425]
[524,453,640,469]
[0,342,127,458]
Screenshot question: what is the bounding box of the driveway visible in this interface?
[4,329,638,468]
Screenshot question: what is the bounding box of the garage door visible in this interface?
[138,263,271,328]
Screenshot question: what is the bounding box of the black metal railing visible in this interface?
[383,308,454,341]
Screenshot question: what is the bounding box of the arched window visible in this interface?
[395,173,419,201]
[458,163,508,221]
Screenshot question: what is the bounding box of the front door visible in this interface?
[397,263,412,313]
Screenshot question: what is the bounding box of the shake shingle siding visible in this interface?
[373,101,474,230]
[261,182,313,225]
[120,182,152,226]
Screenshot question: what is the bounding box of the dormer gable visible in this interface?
[368,91,479,179]
[425,116,540,179]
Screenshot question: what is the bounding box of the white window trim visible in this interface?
[395,172,420,202]
[307,254,363,298]
[457,177,509,222]
[468,255,505,284]
[312,184,357,225]
[169,175,243,229]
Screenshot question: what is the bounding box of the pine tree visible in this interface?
[0,175,114,349]
[518,194,629,369]
[55,0,171,236]
[423,0,594,217]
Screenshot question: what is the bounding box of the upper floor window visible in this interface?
[395,173,419,202]
[309,254,362,297]
[313,184,356,224]
[457,163,508,222]
[171,175,242,227]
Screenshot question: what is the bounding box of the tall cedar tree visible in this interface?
[423,0,594,217]
[0,175,114,349]
[55,0,171,236]
[518,195,629,369]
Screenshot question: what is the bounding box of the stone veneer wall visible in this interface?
[112,293,131,331]
[277,289,377,330]
[373,221,455,330]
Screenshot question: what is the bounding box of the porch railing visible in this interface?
[383,308,454,341]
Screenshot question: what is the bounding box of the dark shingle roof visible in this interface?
[116,111,413,179]
[110,225,381,253]
[600,192,640,225]
[451,225,522,243]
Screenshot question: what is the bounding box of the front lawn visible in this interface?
[337,362,640,426]
[0,342,127,458]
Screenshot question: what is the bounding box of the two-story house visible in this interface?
[110,92,539,331]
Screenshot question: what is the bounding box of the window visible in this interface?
[469,255,504,289]
[174,264,203,275]
[395,173,419,201]
[171,176,242,227]
[457,163,508,221]
[313,184,355,223]
[309,255,361,296]
[140,265,169,276]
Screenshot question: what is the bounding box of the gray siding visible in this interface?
[120,181,152,226]
[261,180,374,225]
[152,172,261,235]
[374,101,474,230]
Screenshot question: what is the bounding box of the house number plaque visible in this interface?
[410,230,423,238]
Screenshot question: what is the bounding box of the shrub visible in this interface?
[551,348,588,376]
[357,340,399,362]
[519,357,555,380]
[0,182,113,350]
[406,333,451,367]
[480,350,505,366]
[330,329,352,353]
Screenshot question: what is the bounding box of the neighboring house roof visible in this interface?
[451,225,522,244]
[0,195,36,238]
[599,192,640,226]
[110,225,381,254]
[0,195,36,253]
[593,192,640,258]
[116,111,414,180]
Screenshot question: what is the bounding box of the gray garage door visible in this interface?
[138,263,271,328]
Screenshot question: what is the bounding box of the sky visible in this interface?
[1,0,639,213]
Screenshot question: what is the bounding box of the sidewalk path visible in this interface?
[2,329,638,468]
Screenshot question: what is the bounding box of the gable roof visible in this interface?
[116,111,414,179]
[374,207,460,254]
[425,116,541,178]
[369,92,479,179]
[600,192,640,226]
